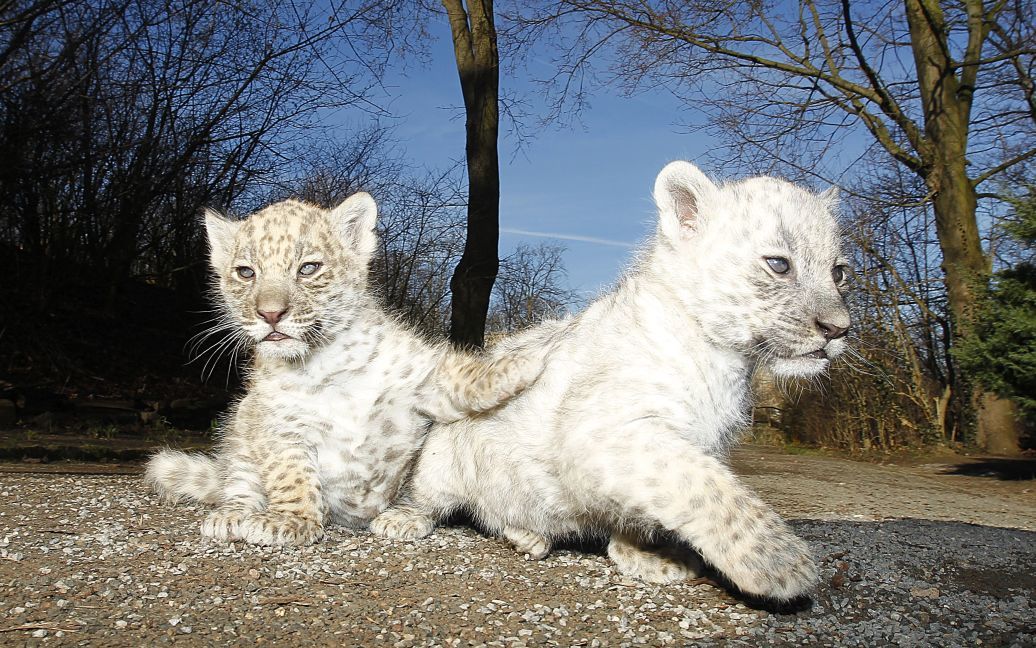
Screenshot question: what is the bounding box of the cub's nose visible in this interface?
[258,308,287,325]
[815,318,849,340]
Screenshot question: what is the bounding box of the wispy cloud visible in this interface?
[501,227,635,248]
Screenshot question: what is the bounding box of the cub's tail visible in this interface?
[432,320,566,423]
[144,449,221,505]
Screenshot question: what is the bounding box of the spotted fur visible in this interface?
[371,162,851,601]
[145,193,544,545]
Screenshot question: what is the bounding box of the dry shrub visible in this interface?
[773,326,944,451]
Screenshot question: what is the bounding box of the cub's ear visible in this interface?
[203,208,240,271]
[330,192,378,262]
[653,161,718,240]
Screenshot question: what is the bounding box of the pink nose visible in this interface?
[258,308,287,325]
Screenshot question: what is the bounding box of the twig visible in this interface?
[0,623,82,633]
[257,596,312,607]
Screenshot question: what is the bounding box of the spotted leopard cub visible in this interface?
[145,193,544,546]
[373,162,851,602]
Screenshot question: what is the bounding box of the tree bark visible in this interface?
[442,0,500,349]
[905,0,1020,453]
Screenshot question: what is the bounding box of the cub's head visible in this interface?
[653,161,851,378]
[204,192,377,361]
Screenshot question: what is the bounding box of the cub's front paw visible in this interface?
[201,509,250,542]
[737,533,819,601]
[236,512,324,546]
[369,507,435,540]
[504,527,551,560]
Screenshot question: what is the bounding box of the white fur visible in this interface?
[372,162,851,601]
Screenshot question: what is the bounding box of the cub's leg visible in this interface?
[591,429,817,601]
[503,527,552,560]
[369,434,459,540]
[371,510,552,561]
[607,531,702,583]
[235,444,325,546]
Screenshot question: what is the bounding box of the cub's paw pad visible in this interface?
[237,513,324,546]
[201,509,249,542]
[369,508,435,540]
[608,540,702,584]
[504,528,551,560]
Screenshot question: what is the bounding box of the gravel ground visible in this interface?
[0,446,1033,647]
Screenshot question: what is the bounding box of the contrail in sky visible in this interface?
[500,228,635,248]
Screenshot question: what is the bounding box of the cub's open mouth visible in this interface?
[264,332,291,342]
[801,349,828,360]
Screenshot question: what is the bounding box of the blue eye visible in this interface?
[299,262,322,276]
[236,266,255,279]
[765,257,791,274]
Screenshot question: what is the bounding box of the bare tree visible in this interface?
[442,0,501,348]
[487,242,578,333]
[267,135,470,338]
[373,168,469,337]
[0,0,400,305]
[512,0,1035,452]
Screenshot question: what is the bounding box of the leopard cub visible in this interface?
[146,193,543,545]
[373,162,850,602]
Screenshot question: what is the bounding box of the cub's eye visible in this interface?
[298,262,322,276]
[235,266,255,280]
[832,265,849,283]
[765,257,791,275]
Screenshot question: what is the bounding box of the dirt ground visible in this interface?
[0,445,1033,646]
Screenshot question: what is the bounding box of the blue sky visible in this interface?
[365,21,718,298]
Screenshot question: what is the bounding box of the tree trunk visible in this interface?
[928,162,1020,453]
[905,0,1021,454]
[443,0,500,349]
[973,393,1021,455]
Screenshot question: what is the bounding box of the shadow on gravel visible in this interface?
[942,458,1036,480]
[451,514,815,613]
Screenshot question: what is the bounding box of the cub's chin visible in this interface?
[255,336,310,361]
[769,355,831,379]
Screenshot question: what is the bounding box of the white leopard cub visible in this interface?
[145,193,543,545]
[372,162,851,601]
